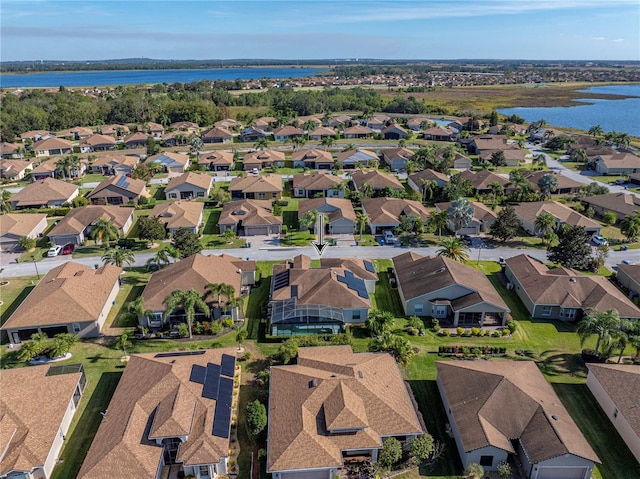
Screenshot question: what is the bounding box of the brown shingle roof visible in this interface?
[512,201,601,230]
[0,213,47,237]
[218,199,281,227]
[362,198,430,225]
[309,126,337,136]
[292,172,342,190]
[335,149,379,163]
[91,154,139,168]
[437,361,600,464]
[146,152,190,167]
[123,132,149,144]
[0,365,83,476]
[141,254,256,311]
[166,172,212,192]
[151,201,204,230]
[587,364,640,436]
[87,174,148,200]
[33,137,73,151]
[82,134,117,147]
[29,158,58,175]
[523,171,582,192]
[273,125,304,137]
[596,152,640,169]
[198,150,234,166]
[320,258,378,281]
[408,168,450,187]
[381,147,414,161]
[351,170,403,190]
[343,125,375,135]
[505,254,640,318]
[77,349,237,479]
[49,205,134,236]
[268,346,424,472]
[298,198,356,223]
[243,150,286,166]
[202,126,233,139]
[0,159,31,178]
[582,193,640,218]
[10,177,78,207]
[458,169,509,190]
[229,174,282,194]
[291,148,334,164]
[1,262,121,330]
[435,200,497,224]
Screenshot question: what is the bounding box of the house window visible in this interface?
[352,310,361,321]
[480,455,493,467]
[541,306,552,317]
[198,465,211,478]
[414,304,424,314]
[435,305,447,317]
[296,188,305,196]
[564,308,576,320]
[72,323,81,333]
[197,192,204,197]
[258,193,266,199]
[169,193,177,199]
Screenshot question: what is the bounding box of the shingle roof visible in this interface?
[228,174,282,194]
[320,258,378,281]
[351,170,403,190]
[393,252,509,311]
[292,172,342,190]
[362,198,431,225]
[82,134,117,147]
[243,150,286,166]
[298,198,356,223]
[151,201,204,230]
[87,174,148,198]
[77,349,237,479]
[335,149,379,163]
[512,201,601,230]
[0,213,47,237]
[381,147,414,161]
[458,169,509,190]
[596,152,640,169]
[218,199,281,227]
[202,126,233,139]
[0,365,83,476]
[0,159,32,178]
[33,137,73,151]
[343,125,375,135]
[91,154,139,168]
[291,148,334,164]
[146,152,190,167]
[268,346,424,472]
[435,200,497,223]
[505,254,640,318]
[29,158,58,175]
[141,254,256,311]
[1,262,121,330]
[123,132,150,144]
[408,168,450,187]
[10,177,78,207]
[587,364,640,436]
[166,172,212,192]
[309,126,337,136]
[49,205,134,236]
[198,150,234,166]
[523,171,582,191]
[581,193,640,218]
[437,361,600,464]
[273,125,304,137]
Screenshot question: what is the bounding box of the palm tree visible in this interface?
[253,138,269,150]
[102,246,135,268]
[421,180,438,202]
[189,137,204,159]
[576,308,622,357]
[488,181,504,209]
[436,237,470,263]
[570,148,588,163]
[120,296,153,325]
[588,125,603,139]
[321,136,335,150]
[90,218,120,246]
[48,333,79,358]
[534,212,556,244]
[291,136,306,151]
[205,282,236,314]
[299,210,317,232]
[360,182,373,199]
[532,154,547,170]
[620,211,640,242]
[447,198,475,236]
[149,248,173,269]
[427,210,449,238]
[163,288,210,339]
[356,212,370,240]
[0,190,12,214]
[115,332,133,358]
[537,173,558,200]
[55,154,81,180]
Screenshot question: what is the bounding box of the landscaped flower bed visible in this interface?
[438,345,507,359]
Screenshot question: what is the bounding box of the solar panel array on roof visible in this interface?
[212,376,234,438]
[202,363,221,400]
[189,364,207,384]
[115,175,130,189]
[337,270,369,299]
[273,269,290,290]
[363,260,376,273]
[220,354,236,378]
[350,151,375,162]
[155,351,205,358]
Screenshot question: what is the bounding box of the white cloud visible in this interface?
[613,38,625,42]
[591,37,605,41]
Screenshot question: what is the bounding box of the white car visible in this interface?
[621,259,636,265]
[47,245,62,257]
[591,234,608,246]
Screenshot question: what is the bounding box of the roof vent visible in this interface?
[309,379,317,388]
[551,415,558,421]
[569,278,577,283]
[358,371,364,379]
[331,374,337,378]
[437,268,446,273]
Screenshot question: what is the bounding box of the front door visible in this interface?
[12,332,21,344]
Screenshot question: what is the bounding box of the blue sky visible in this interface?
[1,0,639,61]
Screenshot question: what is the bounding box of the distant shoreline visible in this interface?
[1,65,331,76]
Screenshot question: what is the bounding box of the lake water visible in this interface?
[0,67,324,88]
[498,84,640,136]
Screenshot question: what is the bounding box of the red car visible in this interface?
[61,243,75,255]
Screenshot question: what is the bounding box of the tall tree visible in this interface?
[205,282,236,313]
[102,246,135,268]
[547,225,592,270]
[489,206,521,242]
[534,212,556,244]
[253,138,269,150]
[90,218,120,246]
[0,190,13,214]
[537,173,558,199]
[576,308,622,356]
[488,181,504,209]
[189,136,204,159]
[436,237,470,263]
[489,150,506,167]
[427,210,449,238]
[120,296,153,325]
[365,309,395,336]
[532,153,547,170]
[356,212,370,240]
[163,288,211,339]
[447,198,474,236]
[137,215,166,242]
[620,211,640,242]
[588,124,603,139]
[172,227,202,257]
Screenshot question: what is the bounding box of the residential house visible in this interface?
[504,254,640,321]
[1,262,121,343]
[335,148,379,168]
[381,147,414,172]
[523,171,582,195]
[218,199,282,236]
[298,198,357,235]
[239,126,268,143]
[77,349,238,479]
[32,138,73,157]
[0,159,33,180]
[202,126,233,144]
[123,132,150,149]
[326,114,353,128]
[319,258,378,293]
[169,121,200,135]
[479,147,527,167]
[87,174,150,205]
[146,152,190,174]
[273,125,304,142]
[79,134,117,152]
[351,169,404,196]
[452,153,472,170]
[242,150,286,171]
[292,172,345,198]
[268,345,424,479]
[422,126,456,141]
[586,364,640,463]
[361,198,430,235]
[20,130,54,143]
[468,135,510,154]
[594,152,640,175]
[342,125,375,139]
[297,115,322,128]
[90,154,139,176]
[28,158,59,180]
[407,117,432,131]
[146,121,165,138]
[0,213,48,251]
[309,126,337,140]
[139,254,256,328]
[47,205,134,245]
[512,201,601,236]
[67,126,94,140]
[165,172,212,200]
[616,264,640,299]
[437,361,600,477]
[228,174,282,200]
[435,200,497,235]
[381,123,408,140]
[393,251,510,326]
[457,169,509,195]
[253,116,278,131]
[269,255,372,336]
[0,364,86,479]
[366,115,391,131]
[629,172,640,186]
[99,124,130,138]
[407,169,450,198]
[161,130,190,146]
[151,201,204,236]
[581,193,640,223]
[198,151,234,172]
[0,142,23,159]
[215,118,242,131]
[291,149,334,169]
[10,177,79,209]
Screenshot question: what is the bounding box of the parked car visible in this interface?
[591,234,608,246]
[47,245,62,257]
[61,243,75,255]
[621,259,636,265]
[383,230,395,244]
[614,178,627,185]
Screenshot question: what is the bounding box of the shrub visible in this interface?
[246,400,267,441]
[244,351,252,361]
[193,322,204,335]
[497,460,513,479]
[493,330,503,338]
[507,319,517,334]
[18,236,37,250]
[463,328,472,337]
[456,327,464,336]
[433,324,441,332]
[406,327,419,336]
[471,327,481,336]
[178,323,190,338]
[202,321,212,334]
[465,462,485,479]
[429,317,439,330]
[222,317,234,328]
[210,321,223,335]
[379,437,402,469]
[442,329,451,336]
[407,315,423,330]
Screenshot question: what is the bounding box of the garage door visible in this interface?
[536,467,587,479]
[282,470,328,479]
[330,224,354,234]
[41,326,70,338]
[246,226,269,236]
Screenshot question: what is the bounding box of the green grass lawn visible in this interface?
[280,230,314,246]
